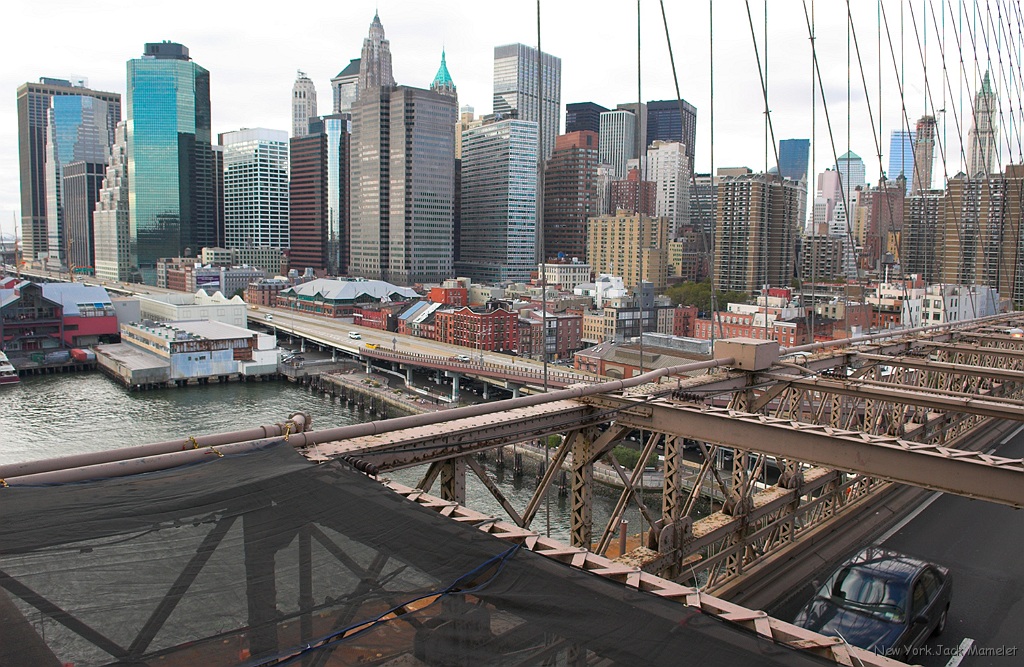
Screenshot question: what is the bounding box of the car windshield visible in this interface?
[823,566,907,622]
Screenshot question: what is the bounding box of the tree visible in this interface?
[665,280,751,314]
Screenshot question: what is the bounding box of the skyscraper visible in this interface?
[358,13,395,92]
[291,71,318,137]
[714,173,805,293]
[126,42,216,284]
[17,78,120,262]
[289,115,350,275]
[610,168,656,217]
[493,43,561,160]
[646,99,697,164]
[565,102,607,134]
[598,109,636,181]
[778,138,810,182]
[331,59,360,113]
[44,94,119,268]
[967,71,998,178]
[457,118,538,283]
[887,130,914,193]
[834,151,866,213]
[219,128,290,250]
[93,122,132,282]
[647,141,690,236]
[911,115,937,193]
[544,131,599,261]
[616,102,647,159]
[61,161,106,274]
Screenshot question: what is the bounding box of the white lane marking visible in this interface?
[944,637,975,667]
[878,492,943,544]
[999,424,1024,445]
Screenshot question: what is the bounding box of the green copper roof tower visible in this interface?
[430,50,456,95]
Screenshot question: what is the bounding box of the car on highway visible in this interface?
[453,354,471,362]
[348,331,361,340]
[793,547,952,660]
[365,343,379,349]
[264,314,273,321]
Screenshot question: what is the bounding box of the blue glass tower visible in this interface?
[778,139,810,182]
[888,130,914,194]
[126,42,215,283]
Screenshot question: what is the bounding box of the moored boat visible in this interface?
[0,351,19,385]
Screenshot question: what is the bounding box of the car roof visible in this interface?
[839,547,935,583]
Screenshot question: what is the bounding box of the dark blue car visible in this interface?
[793,547,952,660]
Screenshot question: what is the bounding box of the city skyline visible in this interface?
[1,1,1011,238]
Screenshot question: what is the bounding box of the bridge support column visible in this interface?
[482,383,490,400]
[450,372,461,402]
[510,385,521,397]
[365,358,372,373]
[570,429,594,548]
[438,457,467,505]
[662,435,682,522]
[406,366,413,385]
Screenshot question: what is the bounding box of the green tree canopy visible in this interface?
[665,280,751,313]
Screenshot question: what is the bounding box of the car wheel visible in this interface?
[933,608,948,637]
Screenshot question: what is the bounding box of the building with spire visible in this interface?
[911,115,937,193]
[967,71,998,178]
[431,50,456,98]
[349,16,458,284]
[358,13,395,93]
[291,71,318,137]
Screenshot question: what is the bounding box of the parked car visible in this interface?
[793,547,952,660]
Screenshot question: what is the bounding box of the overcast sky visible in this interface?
[0,0,1009,239]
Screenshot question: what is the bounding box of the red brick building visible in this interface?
[610,168,656,217]
[434,307,518,352]
[517,311,583,360]
[428,286,468,307]
[672,305,698,337]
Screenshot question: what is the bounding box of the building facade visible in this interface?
[646,99,697,164]
[93,122,132,282]
[457,118,539,283]
[434,306,518,352]
[647,140,689,236]
[543,130,599,261]
[219,128,289,251]
[586,212,668,291]
[61,160,106,273]
[598,109,636,181]
[126,42,217,284]
[493,43,561,160]
[331,58,360,114]
[16,78,120,262]
[565,102,607,134]
[714,173,805,293]
[778,138,810,182]
[887,130,914,193]
[610,168,657,217]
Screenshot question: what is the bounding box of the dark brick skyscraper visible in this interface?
[543,131,599,261]
[611,168,657,217]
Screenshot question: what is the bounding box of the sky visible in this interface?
[0,0,1010,239]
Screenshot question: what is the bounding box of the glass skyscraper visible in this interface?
[493,43,561,161]
[457,118,539,283]
[16,78,120,262]
[646,99,697,164]
[887,130,914,194]
[778,138,810,182]
[126,42,215,284]
[44,94,118,268]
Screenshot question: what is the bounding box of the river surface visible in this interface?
[1,372,659,544]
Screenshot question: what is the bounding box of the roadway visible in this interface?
[774,426,1024,666]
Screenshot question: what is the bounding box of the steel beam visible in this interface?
[856,353,1024,383]
[583,395,1024,507]
[773,375,1024,421]
[306,401,597,470]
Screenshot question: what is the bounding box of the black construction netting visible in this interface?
[0,442,831,667]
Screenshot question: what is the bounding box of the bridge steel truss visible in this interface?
[305,318,1024,599]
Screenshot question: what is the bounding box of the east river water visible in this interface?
[0,372,659,544]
